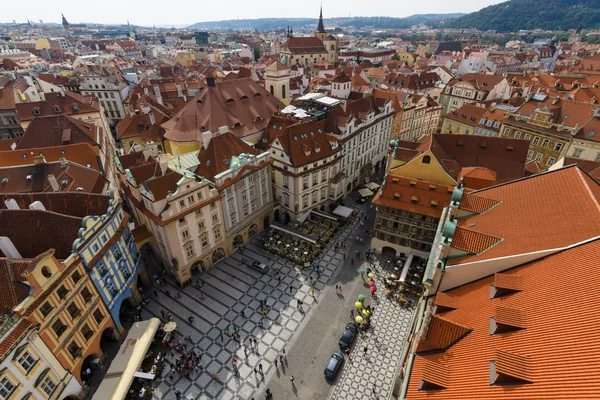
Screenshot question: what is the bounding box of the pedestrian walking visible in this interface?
[274,358,278,368]
[174,389,182,400]
[242,309,246,318]
[311,287,316,297]
[153,290,158,298]
[282,348,286,359]
[165,290,171,297]
[290,375,295,385]
[253,366,258,375]
[372,384,377,394]
[363,346,368,358]
[244,346,248,357]
[188,314,194,324]
[278,276,282,284]
[259,363,263,373]
[289,285,293,293]
[220,331,224,342]
[350,309,354,319]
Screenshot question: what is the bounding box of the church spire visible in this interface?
[317,4,326,34]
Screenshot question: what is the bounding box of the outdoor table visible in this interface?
[391,274,398,279]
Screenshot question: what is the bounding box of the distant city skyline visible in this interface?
[1,0,506,27]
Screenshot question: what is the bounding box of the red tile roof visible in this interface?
[282,37,327,55]
[0,143,101,171]
[451,227,502,255]
[407,238,600,399]
[195,131,259,180]
[416,315,471,353]
[448,165,600,266]
[16,91,99,122]
[272,119,339,167]
[0,320,32,359]
[0,192,110,218]
[15,115,103,150]
[162,78,283,141]
[0,161,107,194]
[372,175,452,219]
[0,88,16,111]
[0,210,82,259]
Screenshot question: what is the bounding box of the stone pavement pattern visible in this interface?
[328,253,415,400]
[142,209,362,399]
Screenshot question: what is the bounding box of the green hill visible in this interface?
[443,0,600,32]
[187,14,464,31]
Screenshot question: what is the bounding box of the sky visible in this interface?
[1,0,507,27]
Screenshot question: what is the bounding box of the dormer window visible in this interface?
[240,95,249,100]
[254,116,264,122]
[232,122,243,128]
[53,105,61,113]
[225,98,235,103]
[33,108,40,116]
[253,92,262,97]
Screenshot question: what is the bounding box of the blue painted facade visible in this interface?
[75,199,141,331]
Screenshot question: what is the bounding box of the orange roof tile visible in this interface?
[451,227,502,255]
[407,238,600,399]
[458,193,501,214]
[0,320,32,359]
[448,166,600,266]
[416,315,471,353]
[372,175,453,219]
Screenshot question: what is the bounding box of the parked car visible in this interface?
[339,323,359,350]
[250,260,269,273]
[324,351,345,379]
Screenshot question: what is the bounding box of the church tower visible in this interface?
[314,5,327,42]
[61,14,70,34]
[265,61,291,106]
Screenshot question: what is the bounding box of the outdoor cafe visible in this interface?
[93,318,172,400]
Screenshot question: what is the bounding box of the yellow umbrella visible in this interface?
[354,301,363,310]
[362,309,370,317]
[355,315,364,324]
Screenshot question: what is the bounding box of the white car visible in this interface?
[250,260,269,273]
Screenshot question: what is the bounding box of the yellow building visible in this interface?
[499,97,596,169]
[264,61,291,106]
[373,134,529,257]
[395,47,415,66]
[441,103,488,135]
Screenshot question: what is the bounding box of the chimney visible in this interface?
[176,83,183,97]
[218,126,228,134]
[47,174,59,192]
[4,199,19,210]
[206,74,216,88]
[29,200,46,211]
[153,84,163,105]
[202,131,213,148]
[0,237,22,258]
[59,157,68,168]
[160,161,168,175]
[149,111,156,125]
[33,155,46,164]
[140,104,151,114]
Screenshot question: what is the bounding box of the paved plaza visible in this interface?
[141,206,362,399]
[328,254,416,400]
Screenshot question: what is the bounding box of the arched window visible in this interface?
[269,85,274,95]
[422,155,431,164]
[281,85,286,98]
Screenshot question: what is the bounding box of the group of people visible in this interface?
[167,340,202,378]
